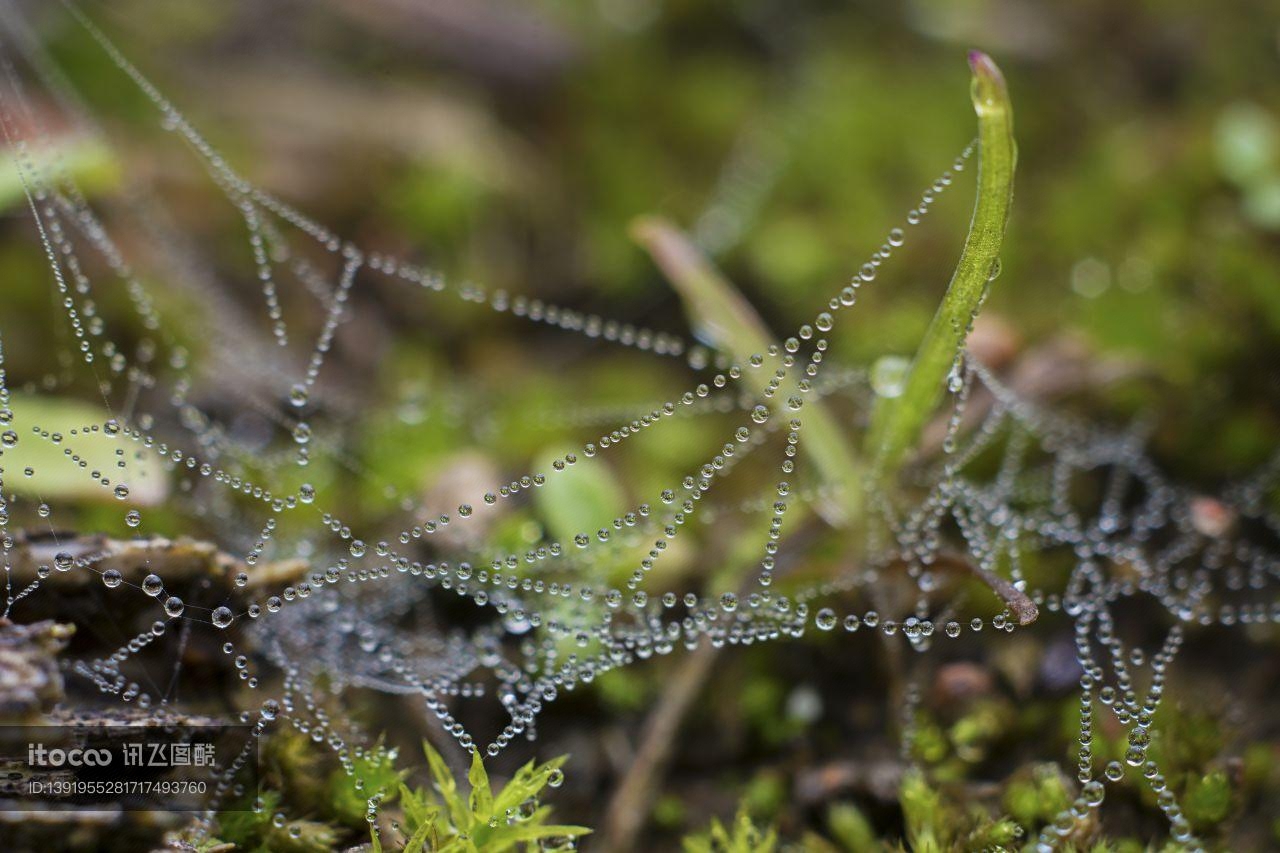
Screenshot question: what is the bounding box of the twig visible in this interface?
[599,640,720,853]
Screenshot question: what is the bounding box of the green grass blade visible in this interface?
[632,217,863,526]
[865,51,1017,482]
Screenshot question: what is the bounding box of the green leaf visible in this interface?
[423,741,469,830]
[532,448,627,544]
[467,749,493,819]
[865,51,1017,483]
[399,784,442,848]
[0,137,118,212]
[500,823,592,842]
[402,814,437,852]
[1,393,168,503]
[709,817,732,848]
[491,756,552,817]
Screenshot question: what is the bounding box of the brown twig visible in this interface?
[599,640,720,853]
[599,520,831,851]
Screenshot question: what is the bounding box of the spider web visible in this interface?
[0,3,1276,849]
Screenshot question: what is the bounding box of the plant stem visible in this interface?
[864,51,1017,483]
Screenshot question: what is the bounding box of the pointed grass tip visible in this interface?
[967,50,1008,112]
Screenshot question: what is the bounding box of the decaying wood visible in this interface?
[6,531,308,591]
[0,617,75,723]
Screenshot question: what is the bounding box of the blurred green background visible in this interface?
[11,0,1278,488]
[2,2,1279,848]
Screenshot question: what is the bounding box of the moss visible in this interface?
[963,814,1022,849]
[681,806,778,853]
[328,739,405,827]
[907,713,950,766]
[899,769,952,853]
[1241,743,1276,790]
[1003,764,1072,830]
[654,793,688,830]
[825,802,876,852]
[212,791,339,853]
[1150,704,1226,778]
[1182,770,1233,832]
[742,770,787,819]
[948,698,1015,764]
[382,743,588,852]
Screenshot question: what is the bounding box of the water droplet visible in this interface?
[870,355,910,399]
